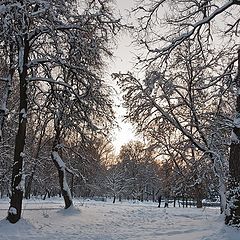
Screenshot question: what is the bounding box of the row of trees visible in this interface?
[103,141,218,206]
[0,0,121,223]
[1,138,217,205]
[115,0,240,226]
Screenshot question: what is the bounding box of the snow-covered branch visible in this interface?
[149,0,235,57]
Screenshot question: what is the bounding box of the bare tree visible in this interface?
[118,141,160,201]
[116,0,240,225]
[103,165,127,203]
[0,0,121,223]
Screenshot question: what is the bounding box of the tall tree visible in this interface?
[116,0,240,225]
[0,0,121,223]
[226,49,240,225]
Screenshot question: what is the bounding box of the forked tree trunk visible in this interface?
[52,114,72,209]
[7,39,29,223]
[51,150,73,208]
[225,49,240,226]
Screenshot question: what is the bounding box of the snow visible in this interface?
[18,47,24,74]
[20,108,27,119]
[233,116,240,128]
[0,198,240,240]
[52,151,65,168]
[20,152,25,157]
[0,103,7,112]
[230,131,239,144]
[51,151,72,197]
[8,207,17,215]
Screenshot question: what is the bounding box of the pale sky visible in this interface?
[110,0,137,154]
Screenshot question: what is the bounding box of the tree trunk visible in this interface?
[196,197,202,208]
[70,174,74,198]
[141,190,144,202]
[52,114,72,209]
[225,49,240,226]
[43,189,51,200]
[152,188,155,202]
[113,195,116,203]
[196,185,203,208]
[51,150,73,208]
[7,39,29,223]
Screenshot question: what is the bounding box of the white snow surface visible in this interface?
[0,198,240,240]
[8,207,17,215]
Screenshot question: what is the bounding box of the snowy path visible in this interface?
[0,199,239,240]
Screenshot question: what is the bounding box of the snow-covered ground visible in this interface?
[0,198,240,240]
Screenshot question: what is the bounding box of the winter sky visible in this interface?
[110,0,137,153]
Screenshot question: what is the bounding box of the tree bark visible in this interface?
[196,197,203,208]
[225,49,240,225]
[152,188,155,202]
[52,114,72,209]
[51,150,73,209]
[7,39,29,223]
[195,185,203,208]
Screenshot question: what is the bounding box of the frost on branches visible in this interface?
[225,181,240,226]
[226,49,240,226]
[0,0,121,223]
[116,0,240,227]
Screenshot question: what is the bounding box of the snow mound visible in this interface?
[0,218,36,239]
[57,205,81,216]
